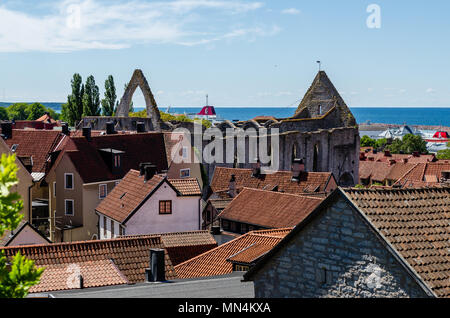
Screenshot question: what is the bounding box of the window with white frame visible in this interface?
[65,173,74,190]
[99,184,107,199]
[180,169,190,178]
[65,199,74,216]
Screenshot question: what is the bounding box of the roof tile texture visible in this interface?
[218,188,323,229]
[344,187,450,298]
[175,228,292,279]
[211,167,333,194]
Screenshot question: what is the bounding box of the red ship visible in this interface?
[425,131,450,143]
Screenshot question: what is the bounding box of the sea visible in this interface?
[1,102,449,127]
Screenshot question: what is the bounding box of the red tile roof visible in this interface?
[210,167,334,194]
[57,132,169,183]
[359,161,416,183]
[4,130,64,173]
[119,231,218,266]
[169,178,201,196]
[0,235,177,285]
[344,187,450,298]
[395,162,450,188]
[174,228,292,279]
[218,188,323,229]
[96,170,201,223]
[361,151,436,164]
[96,170,165,223]
[29,259,128,293]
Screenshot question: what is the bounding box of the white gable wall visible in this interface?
[125,181,200,235]
[7,225,50,247]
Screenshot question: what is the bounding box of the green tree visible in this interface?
[436,143,450,160]
[101,75,117,116]
[375,138,388,149]
[61,74,84,126]
[386,134,428,154]
[0,154,44,298]
[360,135,376,148]
[6,103,28,120]
[26,103,46,120]
[0,107,8,120]
[82,75,101,117]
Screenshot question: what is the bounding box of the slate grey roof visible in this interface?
[44,273,254,298]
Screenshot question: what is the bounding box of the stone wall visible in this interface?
[251,196,430,298]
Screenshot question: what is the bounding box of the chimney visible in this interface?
[229,174,237,198]
[359,152,366,160]
[368,156,375,161]
[373,149,378,154]
[291,158,305,182]
[82,127,92,141]
[137,122,146,133]
[252,159,261,178]
[211,225,221,235]
[144,164,157,181]
[61,122,69,136]
[145,249,166,282]
[1,122,12,139]
[402,158,408,164]
[413,151,420,157]
[388,159,396,166]
[384,150,391,157]
[106,121,116,135]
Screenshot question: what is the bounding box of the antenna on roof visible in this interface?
[316,61,321,72]
[206,94,209,106]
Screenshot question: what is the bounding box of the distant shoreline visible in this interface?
[359,123,450,133]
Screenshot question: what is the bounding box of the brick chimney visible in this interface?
[144,165,157,181]
[228,174,237,198]
[137,122,146,133]
[413,151,420,157]
[384,150,391,157]
[291,158,305,182]
[252,159,261,178]
[106,121,116,135]
[82,127,92,141]
[61,122,70,136]
[1,122,12,140]
[388,159,396,166]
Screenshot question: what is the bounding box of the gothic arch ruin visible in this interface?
[116,69,162,131]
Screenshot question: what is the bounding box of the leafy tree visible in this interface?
[6,103,28,120]
[82,75,101,117]
[386,134,428,154]
[360,135,376,148]
[101,75,117,116]
[0,107,8,120]
[26,103,47,121]
[375,138,388,149]
[436,143,450,160]
[0,154,44,298]
[61,74,84,126]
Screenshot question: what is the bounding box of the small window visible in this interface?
[180,169,190,178]
[99,184,108,199]
[159,200,172,215]
[65,200,74,216]
[182,147,189,159]
[11,144,18,152]
[111,219,114,237]
[114,155,121,168]
[53,182,56,197]
[65,173,74,190]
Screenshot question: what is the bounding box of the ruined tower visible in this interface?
[116,69,162,131]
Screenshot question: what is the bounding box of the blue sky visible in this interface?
[0,0,449,108]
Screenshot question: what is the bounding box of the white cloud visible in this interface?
[0,0,270,52]
[426,88,436,94]
[281,8,300,15]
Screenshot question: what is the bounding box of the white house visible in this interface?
[95,166,202,240]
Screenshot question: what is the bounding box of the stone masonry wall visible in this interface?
[251,197,430,298]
